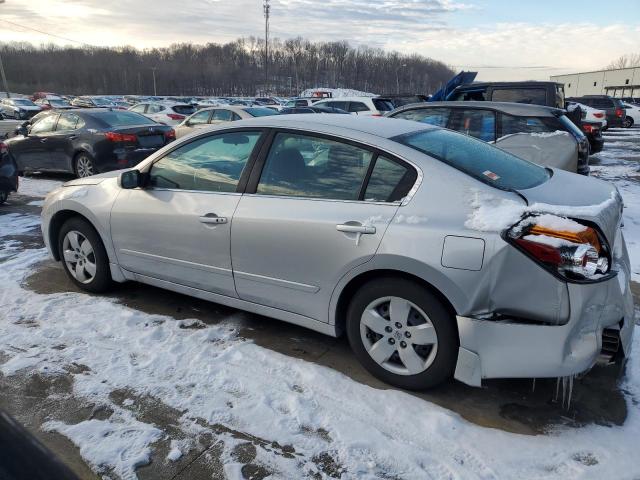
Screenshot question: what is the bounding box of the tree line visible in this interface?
[0,37,454,97]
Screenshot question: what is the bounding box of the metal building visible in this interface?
[550,67,640,98]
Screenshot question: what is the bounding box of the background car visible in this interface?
[174,105,279,138]
[0,140,18,204]
[314,96,395,116]
[279,106,349,115]
[0,98,42,120]
[284,98,322,108]
[621,102,640,128]
[387,101,589,174]
[34,98,74,110]
[382,93,429,108]
[5,109,175,178]
[567,95,626,128]
[566,101,606,154]
[70,96,115,108]
[128,101,196,126]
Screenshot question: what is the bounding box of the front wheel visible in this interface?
[58,217,112,293]
[74,152,96,178]
[346,278,458,390]
[624,116,634,128]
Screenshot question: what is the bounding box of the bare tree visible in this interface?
[0,38,454,96]
[606,53,640,70]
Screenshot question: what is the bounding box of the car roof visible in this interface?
[457,81,561,88]
[223,114,431,139]
[393,101,562,117]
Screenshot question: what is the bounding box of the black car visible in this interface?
[443,81,566,109]
[279,106,349,114]
[381,93,429,108]
[6,109,176,178]
[0,140,18,204]
[566,95,626,129]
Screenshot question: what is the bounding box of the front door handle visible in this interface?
[40,138,48,143]
[336,224,376,234]
[199,213,227,225]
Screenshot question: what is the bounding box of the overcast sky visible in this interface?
[1,0,639,81]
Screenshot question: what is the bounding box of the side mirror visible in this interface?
[120,170,142,189]
[15,126,28,137]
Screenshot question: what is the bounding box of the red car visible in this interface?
[34,98,73,110]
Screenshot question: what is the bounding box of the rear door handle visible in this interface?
[199,213,227,225]
[336,224,376,234]
[40,138,48,143]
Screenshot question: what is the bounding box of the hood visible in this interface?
[63,169,124,187]
[518,169,622,246]
[16,105,41,111]
[428,71,477,102]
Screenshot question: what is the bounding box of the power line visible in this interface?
[0,18,95,47]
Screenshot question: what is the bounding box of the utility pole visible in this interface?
[151,67,157,96]
[263,0,270,94]
[0,0,9,98]
[396,63,407,94]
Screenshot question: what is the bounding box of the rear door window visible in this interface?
[394,128,549,190]
[56,113,80,131]
[188,110,212,125]
[213,110,234,121]
[373,99,394,112]
[349,102,370,113]
[256,132,374,200]
[322,101,348,111]
[491,88,547,105]
[448,109,496,142]
[392,108,451,127]
[500,114,564,136]
[130,104,147,113]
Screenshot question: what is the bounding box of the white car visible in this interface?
[622,103,640,128]
[566,101,607,128]
[314,96,395,116]
[284,98,321,108]
[128,102,196,126]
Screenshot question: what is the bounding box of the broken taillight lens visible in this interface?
[507,215,610,281]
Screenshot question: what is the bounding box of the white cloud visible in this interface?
[0,1,637,81]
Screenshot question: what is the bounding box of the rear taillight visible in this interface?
[615,108,624,118]
[167,113,185,120]
[105,132,137,143]
[582,124,598,134]
[507,214,610,281]
[593,112,604,118]
[165,129,176,141]
[0,142,7,155]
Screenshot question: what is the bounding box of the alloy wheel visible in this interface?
[360,296,438,376]
[76,155,94,178]
[62,230,97,284]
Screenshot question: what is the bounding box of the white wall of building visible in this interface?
[551,67,640,98]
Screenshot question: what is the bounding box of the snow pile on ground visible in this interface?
[0,212,640,479]
[300,87,376,98]
[18,176,64,198]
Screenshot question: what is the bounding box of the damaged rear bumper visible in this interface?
[453,269,635,387]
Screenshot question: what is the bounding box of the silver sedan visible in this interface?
[41,115,634,390]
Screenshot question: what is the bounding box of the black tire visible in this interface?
[624,116,634,128]
[57,217,112,293]
[346,278,458,390]
[0,190,7,205]
[73,152,97,178]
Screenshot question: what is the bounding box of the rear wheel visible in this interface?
[624,116,634,128]
[58,217,112,293]
[0,190,7,205]
[74,152,96,178]
[346,278,458,390]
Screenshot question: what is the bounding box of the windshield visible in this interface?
[245,107,279,117]
[50,100,70,107]
[13,99,36,106]
[92,110,155,127]
[394,128,550,190]
[373,99,394,111]
[92,97,112,106]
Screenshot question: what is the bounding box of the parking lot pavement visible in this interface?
[1,130,640,480]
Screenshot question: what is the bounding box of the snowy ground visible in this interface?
[1,130,640,479]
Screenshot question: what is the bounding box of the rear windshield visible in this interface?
[13,99,36,106]
[172,105,196,115]
[373,99,394,111]
[92,97,112,106]
[245,107,279,117]
[91,110,155,127]
[394,128,550,190]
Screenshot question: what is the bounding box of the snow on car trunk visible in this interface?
[0,208,640,479]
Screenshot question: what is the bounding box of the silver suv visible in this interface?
[41,115,634,390]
